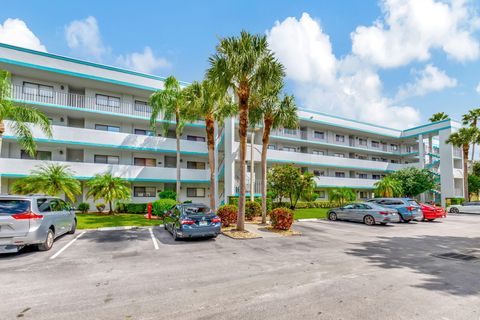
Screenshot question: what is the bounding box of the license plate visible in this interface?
[199,221,207,226]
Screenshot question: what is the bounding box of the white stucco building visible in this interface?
[0,43,464,207]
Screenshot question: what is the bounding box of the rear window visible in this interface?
[184,205,211,215]
[408,200,420,206]
[0,200,30,215]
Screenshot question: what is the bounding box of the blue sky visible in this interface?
[0,0,479,128]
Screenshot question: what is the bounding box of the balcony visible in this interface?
[0,158,210,182]
[315,176,377,189]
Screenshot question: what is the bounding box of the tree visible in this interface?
[462,108,480,161]
[472,161,480,177]
[374,176,403,197]
[328,188,356,206]
[11,164,81,202]
[86,173,131,214]
[389,167,437,197]
[183,80,236,211]
[149,76,186,202]
[0,70,52,157]
[468,174,480,201]
[429,112,449,122]
[447,127,480,199]
[208,31,283,231]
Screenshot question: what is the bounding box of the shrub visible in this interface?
[115,202,128,213]
[77,202,90,214]
[216,204,237,227]
[228,196,272,212]
[158,190,176,200]
[95,203,106,213]
[270,207,294,230]
[126,203,148,214]
[245,201,261,220]
[152,199,177,217]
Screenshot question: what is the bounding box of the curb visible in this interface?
[296,218,323,222]
[81,225,164,231]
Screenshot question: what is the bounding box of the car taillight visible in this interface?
[378,211,389,215]
[211,218,221,223]
[11,212,43,220]
[406,206,415,211]
[180,219,195,225]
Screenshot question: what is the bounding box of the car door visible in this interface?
[36,198,60,234]
[55,199,74,233]
[339,204,355,220]
[354,204,369,222]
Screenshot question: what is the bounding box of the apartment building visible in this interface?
[0,43,464,207]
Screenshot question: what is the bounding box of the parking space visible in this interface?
[0,215,479,320]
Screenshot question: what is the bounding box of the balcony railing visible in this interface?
[234,179,262,195]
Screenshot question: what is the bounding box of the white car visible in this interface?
[447,201,480,214]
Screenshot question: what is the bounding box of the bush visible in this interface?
[152,199,177,217]
[77,202,90,214]
[216,204,237,227]
[228,196,272,212]
[270,207,294,230]
[126,203,148,214]
[115,202,128,213]
[158,190,176,200]
[95,203,106,213]
[447,197,465,205]
[245,201,261,220]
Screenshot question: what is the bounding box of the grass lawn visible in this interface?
[294,208,329,220]
[76,213,161,229]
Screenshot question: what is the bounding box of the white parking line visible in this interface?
[149,228,159,250]
[50,232,86,260]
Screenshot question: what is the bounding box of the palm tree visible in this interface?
[374,176,403,197]
[446,127,480,199]
[207,31,284,231]
[0,70,52,157]
[86,173,131,214]
[328,188,356,206]
[183,80,236,211]
[462,108,480,161]
[429,112,449,122]
[11,163,81,202]
[149,76,186,202]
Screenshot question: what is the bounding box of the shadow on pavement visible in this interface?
[153,227,218,246]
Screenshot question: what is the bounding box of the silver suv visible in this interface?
[0,195,76,254]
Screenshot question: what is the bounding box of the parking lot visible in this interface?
[1,214,480,320]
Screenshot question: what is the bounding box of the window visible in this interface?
[134,186,156,197]
[268,144,276,150]
[187,135,206,142]
[313,170,325,176]
[335,172,346,178]
[283,128,297,135]
[36,198,51,213]
[372,174,381,180]
[390,159,399,164]
[312,150,324,155]
[95,124,120,132]
[23,82,54,98]
[358,138,367,146]
[357,155,367,160]
[187,188,206,197]
[282,146,297,152]
[134,128,155,136]
[20,150,52,160]
[134,158,156,167]
[371,141,380,148]
[164,183,176,191]
[372,157,380,162]
[391,144,399,151]
[187,161,206,170]
[95,94,120,108]
[359,191,369,199]
[335,134,345,142]
[94,155,119,164]
[406,146,412,153]
[334,153,345,158]
[134,100,151,113]
[164,156,176,168]
[314,131,325,139]
[358,173,368,179]
[318,191,326,198]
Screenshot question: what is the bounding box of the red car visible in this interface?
[419,203,447,221]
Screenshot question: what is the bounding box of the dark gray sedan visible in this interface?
[327,202,400,226]
[164,203,221,240]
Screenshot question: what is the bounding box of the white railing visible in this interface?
[234,179,262,195]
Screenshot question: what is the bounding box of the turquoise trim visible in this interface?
[218,165,225,178]
[267,158,395,172]
[427,152,441,159]
[316,184,375,189]
[12,98,205,128]
[401,126,451,139]
[2,135,208,156]
[0,173,209,183]
[233,193,262,197]
[403,119,450,132]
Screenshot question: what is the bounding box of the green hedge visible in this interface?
[152,199,177,216]
[228,196,272,211]
[446,197,465,205]
[126,203,148,214]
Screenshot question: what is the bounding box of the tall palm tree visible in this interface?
[11,164,81,202]
[207,31,283,231]
[0,70,52,157]
[429,112,449,122]
[462,108,480,161]
[374,176,403,197]
[149,76,186,202]
[183,80,236,211]
[86,172,131,214]
[446,127,480,199]
[327,188,356,206]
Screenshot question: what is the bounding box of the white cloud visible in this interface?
[116,47,170,74]
[476,82,480,94]
[0,18,46,52]
[351,0,480,68]
[65,16,107,60]
[267,13,421,129]
[396,64,457,100]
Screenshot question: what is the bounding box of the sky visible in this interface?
[0,0,479,129]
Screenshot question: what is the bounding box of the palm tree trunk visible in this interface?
[109,200,113,215]
[175,110,181,203]
[205,115,216,211]
[236,85,249,231]
[261,119,272,224]
[472,119,477,162]
[463,144,469,200]
[250,130,255,202]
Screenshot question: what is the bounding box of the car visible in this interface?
[447,201,480,214]
[367,198,423,222]
[327,202,400,226]
[0,195,76,254]
[163,203,221,240]
[419,203,447,221]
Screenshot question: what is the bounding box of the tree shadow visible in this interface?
[346,235,480,296]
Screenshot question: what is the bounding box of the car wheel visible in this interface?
[427,219,435,222]
[173,228,180,241]
[364,215,375,226]
[449,207,459,213]
[68,219,76,234]
[380,222,387,225]
[38,229,54,251]
[164,223,167,230]
[328,212,337,221]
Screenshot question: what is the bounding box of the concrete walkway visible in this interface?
[244,223,282,238]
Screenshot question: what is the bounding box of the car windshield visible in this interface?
[184,205,211,215]
[0,200,30,215]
